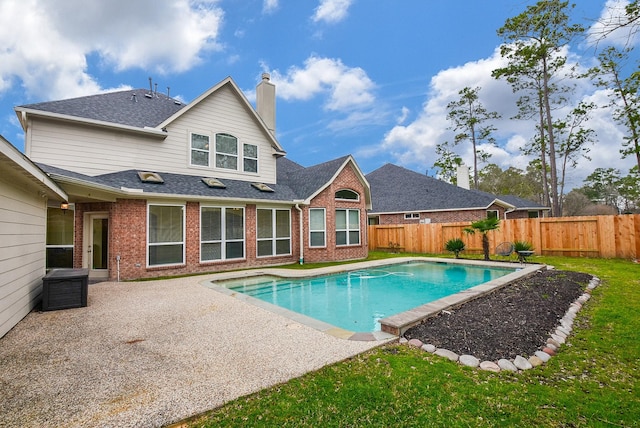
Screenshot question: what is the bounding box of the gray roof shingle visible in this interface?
[19,89,185,128]
[366,163,498,213]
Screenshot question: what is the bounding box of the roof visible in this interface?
[366,163,509,214]
[39,155,371,207]
[495,194,549,211]
[0,135,67,202]
[17,88,185,129]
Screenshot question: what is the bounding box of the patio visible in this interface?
[0,275,381,427]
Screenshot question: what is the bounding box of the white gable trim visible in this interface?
[158,77,286,156]
[304,155,372,209]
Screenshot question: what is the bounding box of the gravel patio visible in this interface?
[0,275,383,427]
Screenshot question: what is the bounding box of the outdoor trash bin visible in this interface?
[42,268,89,311]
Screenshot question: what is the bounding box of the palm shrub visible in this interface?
[513,240,534,262]
[444,238,465,258]
[464,217,500,261]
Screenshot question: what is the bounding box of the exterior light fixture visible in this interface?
[60,202,69,213]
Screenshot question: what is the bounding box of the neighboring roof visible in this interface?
[366,163,511,214]
[0,135,67,202]
[38,154,371,207]
[16,88,185,129]
[495,194,549,211]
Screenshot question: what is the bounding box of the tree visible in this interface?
[582,167,622,212]
[464,217,500,261]
[445,87,500,189]
[592,0,640,46]
[477,163,542,202]
[587,46,640,171]
[563,189,594,216]
[493,0,584,216]
[617,166,640,212]
[554,101,596,213]
[432,142,463,184]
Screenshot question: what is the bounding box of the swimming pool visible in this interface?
[215,261,518,334]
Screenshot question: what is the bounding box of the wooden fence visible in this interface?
[368,214,640,259]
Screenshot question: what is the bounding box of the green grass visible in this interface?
[186,255,640,428]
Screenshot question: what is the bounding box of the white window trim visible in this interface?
[256,208,292,258]
[309,208,326,248]
[242,142,259,174]
[336,208,360,247]
[487,210,499,219]
[200,206,246,263]
[404,212,420,219]
[335,189,360,201]
[147,203,186,268]
[214,132,239,171]
[189,132,210,168]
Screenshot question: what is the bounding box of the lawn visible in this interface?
[185,255,639,427]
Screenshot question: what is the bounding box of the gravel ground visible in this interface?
[0,276,380,428]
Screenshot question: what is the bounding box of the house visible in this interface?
[366,163,547,225]
[0,135,67,337]
[15,74,371,281]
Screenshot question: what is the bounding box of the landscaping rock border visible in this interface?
[400,276,600,372]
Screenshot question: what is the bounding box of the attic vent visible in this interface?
[252,182,274,193]
[202,177,226,188]
[144,93,153,98]
[137,171,164,184]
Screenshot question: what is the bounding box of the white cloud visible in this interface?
[376,45,634,187]
[0,0,224,100]
[587,0,640,47]
[312,0,354,24]
[263,0,279,14]
[267,56,375,112]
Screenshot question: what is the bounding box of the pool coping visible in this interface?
[201,257,546,341]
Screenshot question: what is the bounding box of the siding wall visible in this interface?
[0,175,47,338]
[27,85,278,183]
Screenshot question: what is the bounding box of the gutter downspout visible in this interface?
[295,204,304,264]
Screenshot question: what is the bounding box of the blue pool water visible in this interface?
[224,262,516,332]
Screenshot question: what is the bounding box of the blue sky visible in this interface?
[0,0,638,190]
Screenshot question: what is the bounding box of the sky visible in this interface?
[0,0,638,191]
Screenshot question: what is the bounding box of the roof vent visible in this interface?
[174,100,182,105]
[251,182,274,192]
[202,177,226,188]
[137,171,164,184]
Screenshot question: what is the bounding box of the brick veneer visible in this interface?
[375,204,508,225]
[72,163,368,280]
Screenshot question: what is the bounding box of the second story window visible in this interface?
[216,133,238,170]
[191,133,209,167]
[243,143,258,173]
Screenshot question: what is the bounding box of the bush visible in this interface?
[445,238,465,258]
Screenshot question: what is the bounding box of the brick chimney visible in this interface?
[256,73,276,136]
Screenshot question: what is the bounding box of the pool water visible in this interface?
[224,262,516,332]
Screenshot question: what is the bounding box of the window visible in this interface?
[243,143,258,173]
[257,208,291,257]
[148,204,184,266]
[336,209,360,246]
[309,208,326,247]
[528,211,539,218]
[191,133,210,167]
[335,189,359,201]
[46,207,74,268]
[215,133,238,170]
[487,210,499,220]
[201,207,244,261]
[404,213,420,219]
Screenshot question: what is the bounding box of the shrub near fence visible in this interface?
[368,214,640,259]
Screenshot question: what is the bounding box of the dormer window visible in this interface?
[335,189,359,201]
[215,133,238,170]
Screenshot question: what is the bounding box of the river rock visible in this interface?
[551,333,566,344]
[514,355,533,370]
[535,350,552,362]
[434,348,459,362]
[557,326,571,336]
[421,344,436,353]
[528,356,544,367]
[459,355,480,368]
[498,359,518,372]
[398,337,408,344]
[480,361,501,372]
[408,338,423,348]
[542,347,556,356]
[547,338,561,348]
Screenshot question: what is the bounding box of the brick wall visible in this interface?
[71,162,369,280]
[375,203,507,225]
